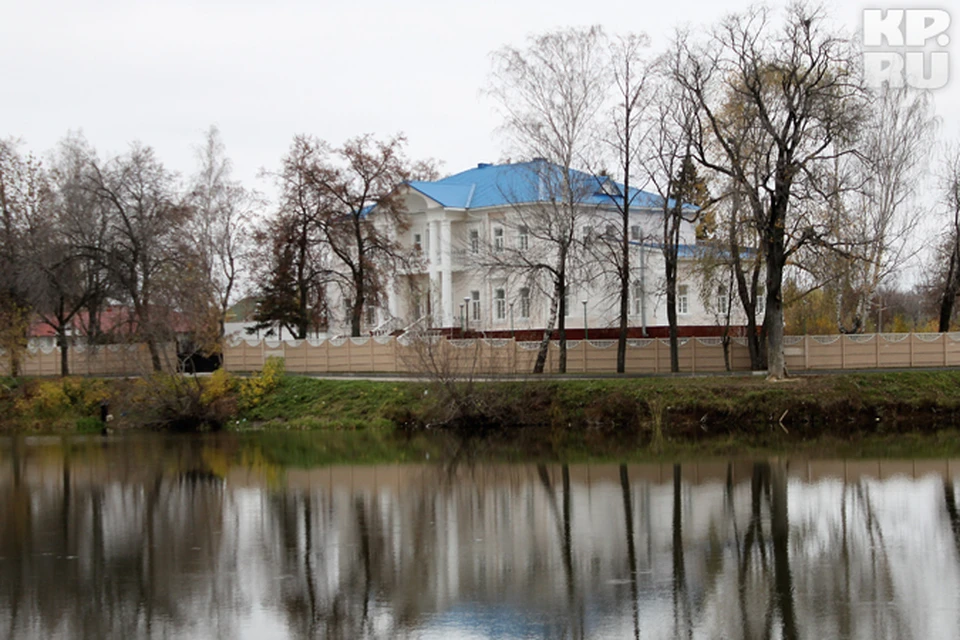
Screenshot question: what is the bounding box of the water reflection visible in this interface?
[0,435,959,639]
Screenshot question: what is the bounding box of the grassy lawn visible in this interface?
[3,369,960,460]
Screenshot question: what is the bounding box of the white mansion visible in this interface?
[354,159,747,338]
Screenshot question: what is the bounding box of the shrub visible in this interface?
[201,368,236,406]
[15,379,71,417]
[61,377,111,414]
[238,357,285,411]
[137,372,237,432]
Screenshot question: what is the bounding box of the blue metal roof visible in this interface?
[406,159,696,212]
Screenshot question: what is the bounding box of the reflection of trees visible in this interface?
[672,464,693,640]
[620,464,640,640]
[944,479,960,560]
[771,462,798,640]
[0,437,237,639]
[4,441,960,639]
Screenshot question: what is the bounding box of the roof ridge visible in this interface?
[464,183,477,209]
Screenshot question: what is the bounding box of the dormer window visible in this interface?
[599,179,621,197]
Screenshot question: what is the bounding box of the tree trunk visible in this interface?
[351,298,364,338]
[666,261,679,373]
[771,462,799,640]
[939,245,960,332]
[147,337,162,372]
[617,195,630,374]
[764,234,787,379]
[58,325,69,376]
[533,281,561,374]
[557,275,567,374]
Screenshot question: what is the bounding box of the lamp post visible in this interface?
[509,302,515,339]
[582,299,588,340]
[459,303,464,334]
[464,296,471,334]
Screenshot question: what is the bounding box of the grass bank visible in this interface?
[3,367,960,457]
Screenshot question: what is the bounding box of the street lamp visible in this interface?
[464,296,471,334]
[509,302,515,339]
[582,299,588,341]
[459,303,464,334]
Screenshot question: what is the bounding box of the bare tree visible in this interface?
[52,133,113,345]
[642,62,706,372]
[838,85,937,329]
[19,132,113,375]
[189,125,254,339]
[487,26,608,373]
[306,133,427,337]
[480,161,598,373]
[250,137,330,339]
[86,143,190,371]
[675,2,868,378]
[935,144,960,331]
[601,33,651,373]
[0,138,42,374]
[603,33,652,373]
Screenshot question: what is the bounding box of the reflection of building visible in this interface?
[365,160,751,337]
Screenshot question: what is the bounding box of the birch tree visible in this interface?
[189,125,254,339]
[487,26,608,373]
[935,144,960,331]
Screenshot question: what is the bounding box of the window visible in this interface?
[413,232,422,253]
[518,226,529,250]
[519,288,531,318]
[716,285,729,315]
[630,225,642,241]
[493,226,504,252]
[495,288,506,320]
[678,284,689,315]
[471,290,480,321]
[632,282,643,315]
[414,295,422,319]
[470,229,480,254]
[582,227,593,246]
[564,293,571,317]
[604,224,617,238]
[366,305,377,326]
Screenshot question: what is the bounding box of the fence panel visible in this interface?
[215,332,960,376]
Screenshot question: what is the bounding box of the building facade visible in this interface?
[356,159,747,337]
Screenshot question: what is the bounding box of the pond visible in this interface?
[1,433,959,639]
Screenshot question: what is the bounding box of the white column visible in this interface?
[387,272,398,320]
[441,219,454,327]
[428,220,440,323]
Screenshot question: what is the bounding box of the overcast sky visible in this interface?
[1,0,956,197]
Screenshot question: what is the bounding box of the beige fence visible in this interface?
[222,332,960,375]
[0,342,177,377]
